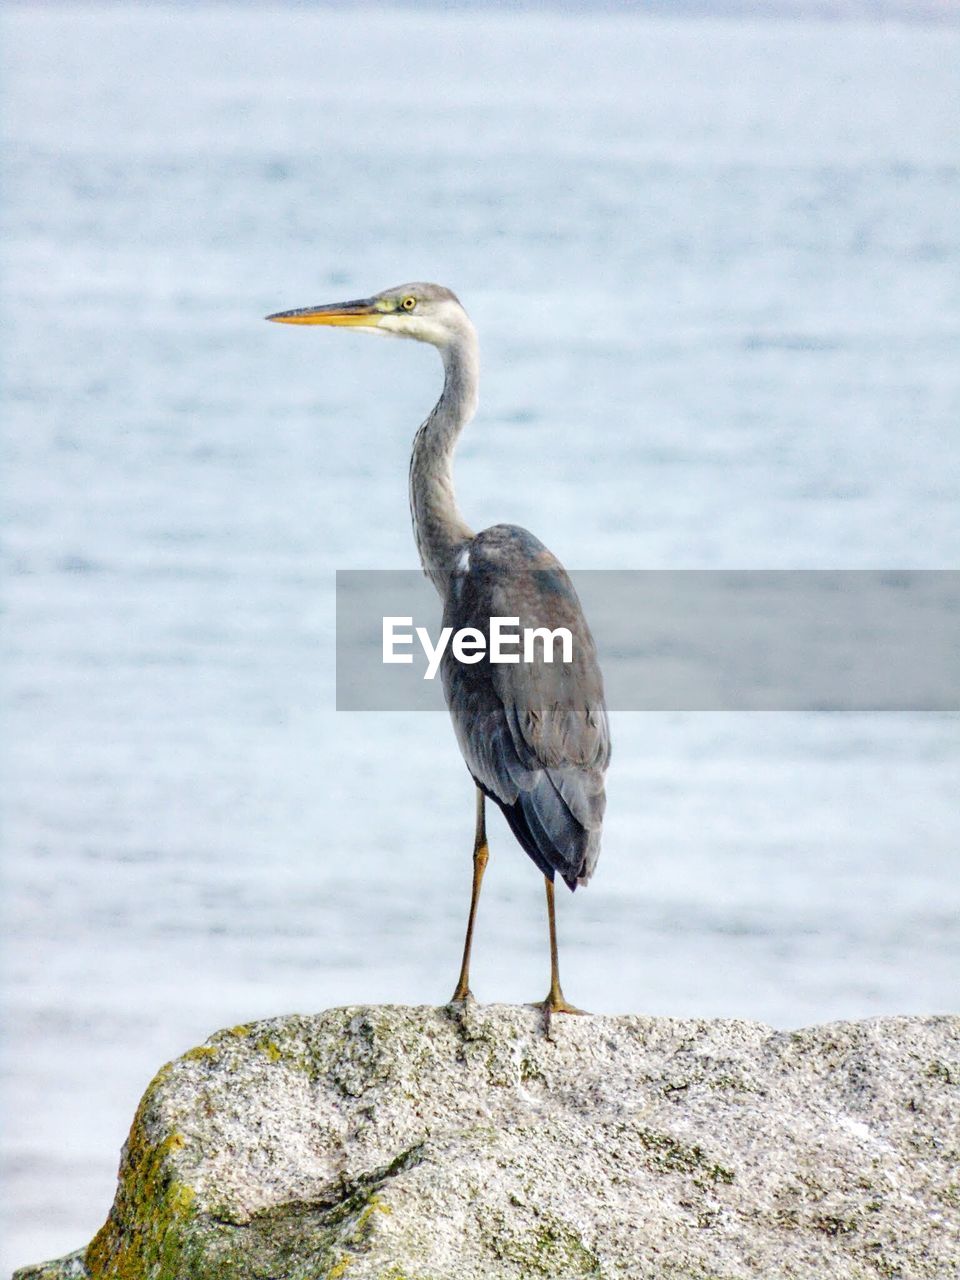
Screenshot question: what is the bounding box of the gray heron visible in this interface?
[267,283,610,1014]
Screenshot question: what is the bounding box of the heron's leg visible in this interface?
[450,787,489,1003]
[541,876,587,1017]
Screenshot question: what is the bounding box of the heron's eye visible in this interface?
[401,296,417,311]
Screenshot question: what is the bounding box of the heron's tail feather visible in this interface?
[494,765,605,892]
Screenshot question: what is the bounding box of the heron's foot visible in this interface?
[538,993,589,1016]
[448,983,475,1005]
[535,988,589,1038]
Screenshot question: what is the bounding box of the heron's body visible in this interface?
[268,282,610,1012]
[441,523,607,890]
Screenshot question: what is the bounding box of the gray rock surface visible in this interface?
[12,1005,960,1279]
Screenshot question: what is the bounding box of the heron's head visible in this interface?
[266,282,472,350]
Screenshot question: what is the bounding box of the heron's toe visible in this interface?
[537,994,589,1016]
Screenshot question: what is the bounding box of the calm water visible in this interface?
[2,5,959,1272]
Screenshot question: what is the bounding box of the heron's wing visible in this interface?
[440,525,610,887]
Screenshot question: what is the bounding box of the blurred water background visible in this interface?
[2,4,959,1272]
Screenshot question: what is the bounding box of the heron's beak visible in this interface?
[265,298,383,328]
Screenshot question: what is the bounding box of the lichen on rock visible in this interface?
[11,1005,960,1279]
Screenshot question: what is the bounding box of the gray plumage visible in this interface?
[396,284,610,892]
[440,524,609,889]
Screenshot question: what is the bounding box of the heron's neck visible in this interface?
[409,331,478,592]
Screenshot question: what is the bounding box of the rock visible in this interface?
[11,1255,88,1280]
[12,1005,960,1279]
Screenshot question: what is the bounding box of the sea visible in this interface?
[2,4,958,1272]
